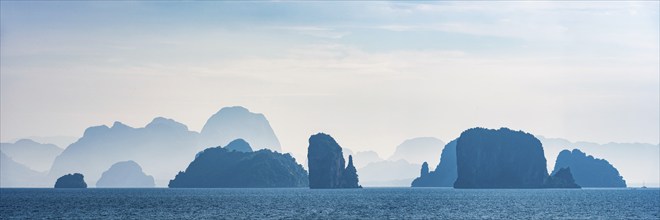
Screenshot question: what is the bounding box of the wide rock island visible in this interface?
[96,160,155,188]
[169,139,308,188]
[552,149,626,187]
[54,173,87,188]
[307,133,361,189]
[453,127,579,189]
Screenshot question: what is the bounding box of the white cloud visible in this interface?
[1,1,658,163]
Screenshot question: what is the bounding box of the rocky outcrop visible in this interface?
[545,167,580,188]
[1,139,63,172]
[307,133,360,189]
[341,156,360,188]
[200,106,281,152]
[420,162,429,177]
[169,140,307,188]
[54,173,87,188]
[411,140,458,187]
[552,149,626,187]
[96,161,155,188]
[454,128,578,189]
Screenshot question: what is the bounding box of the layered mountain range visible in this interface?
[1,106,282,187]
[0,105,657,188]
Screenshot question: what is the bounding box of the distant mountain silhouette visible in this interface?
[358,159,419,187]
[454,127,579,189]
[169,139,307,188]
[96,161,155,188]
[538,136,658,187]
[389,137,445,166]
[224,139,253,152]
[0,152,48,187]
[1,139,62,172]
[552,149,626,187]
[17,136,78,150]
[200,106,281,152]
[48,106,282,187]
[54,173,87,188]
[411,140,458,187]
[307,133,360,189]
[352,151,383,168]
[49,117,199,186]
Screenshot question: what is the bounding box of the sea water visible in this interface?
[1,188,658,219]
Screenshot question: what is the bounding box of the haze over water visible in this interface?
[1,2,659,219]
[1,1,658,165]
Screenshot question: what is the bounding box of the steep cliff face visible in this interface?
[169,140,307,188]
[454,128,549,189]
[54,173,87,188]
[552,149,626,187]
[420,162,430,177]
[307,133,360,189]
[411,140,458,187]
[341,156,360,188]
[96,161,155,188]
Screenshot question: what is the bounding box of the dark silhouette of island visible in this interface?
[169,139,307,188]
[307,133,361,189]
[96,161,155,188]
[420,162,430,177]
[200,106,281,152]
[389,137,445,166]
[1,139,62,172]
[54,173,87,188]
[411,140,458,187]
[1,152,48,187]
[454,127,579,189]
[552,149,626,187]
[545,167,580,188]
[538,136,658,187]
[341,156,360,188]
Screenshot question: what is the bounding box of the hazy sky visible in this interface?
[1,1,658,159]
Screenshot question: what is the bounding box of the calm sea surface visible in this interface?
[1,188,658,219]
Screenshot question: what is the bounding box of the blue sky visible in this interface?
[1,1,658,159]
